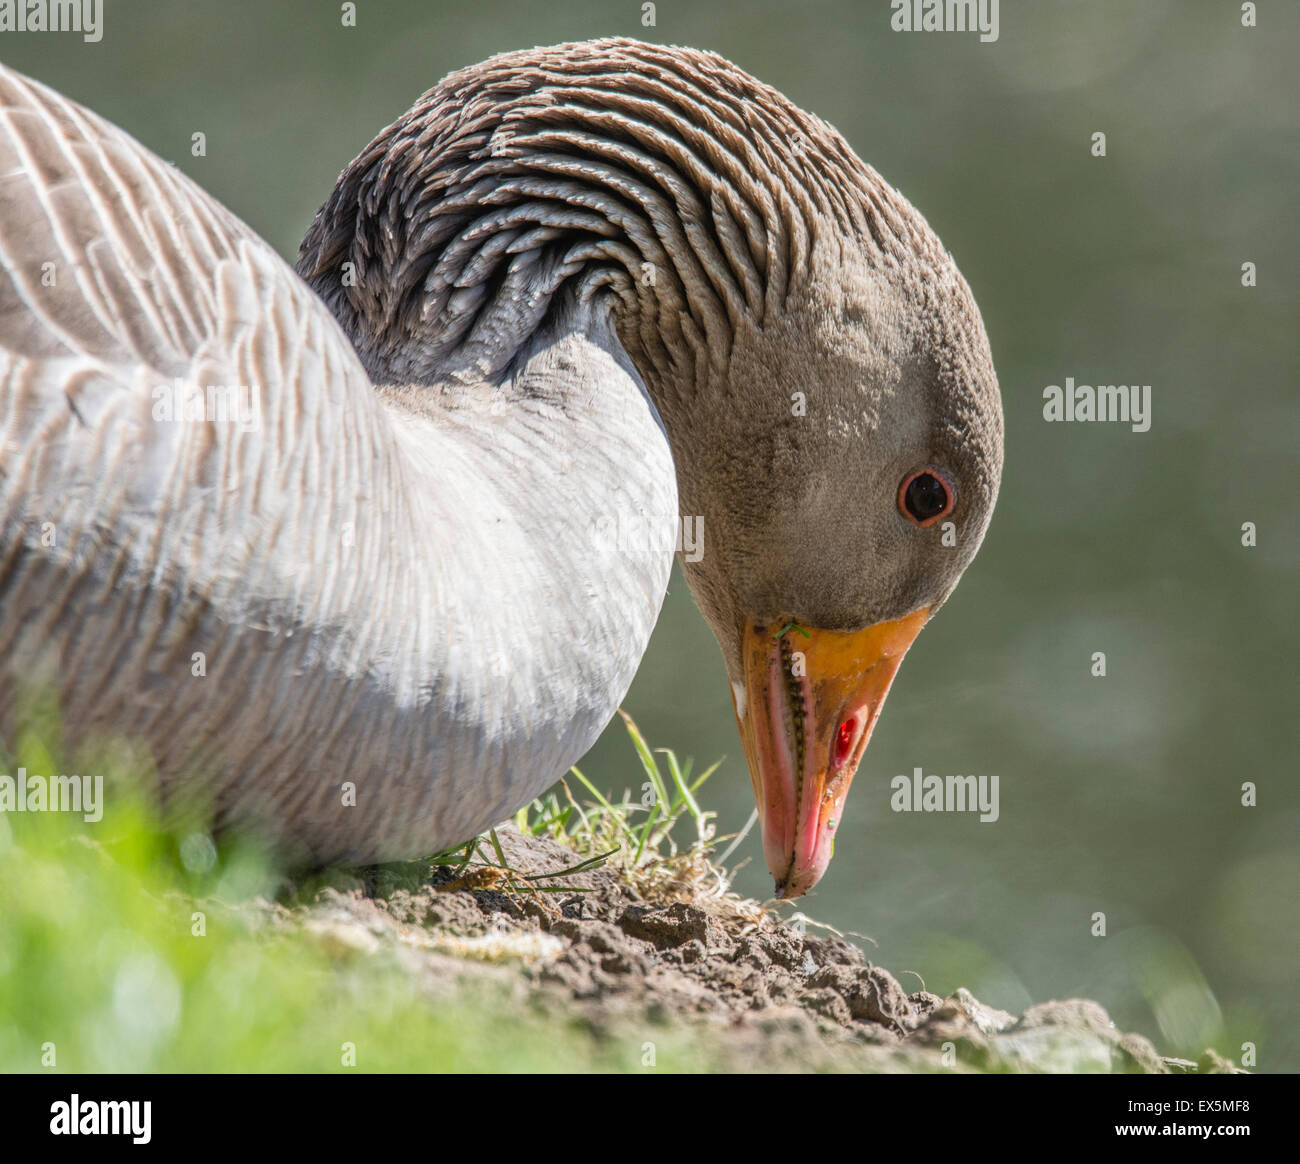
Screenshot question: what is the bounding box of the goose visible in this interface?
[0,39,1002,899]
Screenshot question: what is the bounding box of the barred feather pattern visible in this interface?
[296,39,948,403]
[0,60,676,862]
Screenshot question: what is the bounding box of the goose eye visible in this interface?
[898,468,954,527]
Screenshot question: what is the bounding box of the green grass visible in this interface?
[418,712,756,913]
[0,713,725,1073]
[524,710,722,861]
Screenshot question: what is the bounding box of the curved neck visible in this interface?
[294,39,909,416]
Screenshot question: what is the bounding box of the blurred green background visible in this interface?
[4,0,1296,1069]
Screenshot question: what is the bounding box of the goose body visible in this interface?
[0,40,1002,894]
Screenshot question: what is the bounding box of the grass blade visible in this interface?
[619,710,671,812]
[659,747,701,821]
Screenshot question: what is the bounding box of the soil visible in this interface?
[255,827,1239,1073]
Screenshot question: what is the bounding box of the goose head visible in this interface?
[297,38,1003,897]
[676,245,1002,898]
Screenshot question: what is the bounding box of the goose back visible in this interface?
[0,63,676,861]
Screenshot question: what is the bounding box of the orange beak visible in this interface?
[732,608,930,899]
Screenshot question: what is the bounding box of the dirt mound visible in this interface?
[266,827,1237,1073]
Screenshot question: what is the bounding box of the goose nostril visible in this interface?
[833,716,858,770]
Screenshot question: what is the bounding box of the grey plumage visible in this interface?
[297,39,1002,673]
[0,39,1002,871]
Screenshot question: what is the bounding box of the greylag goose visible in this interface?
[0,39,1002,898]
